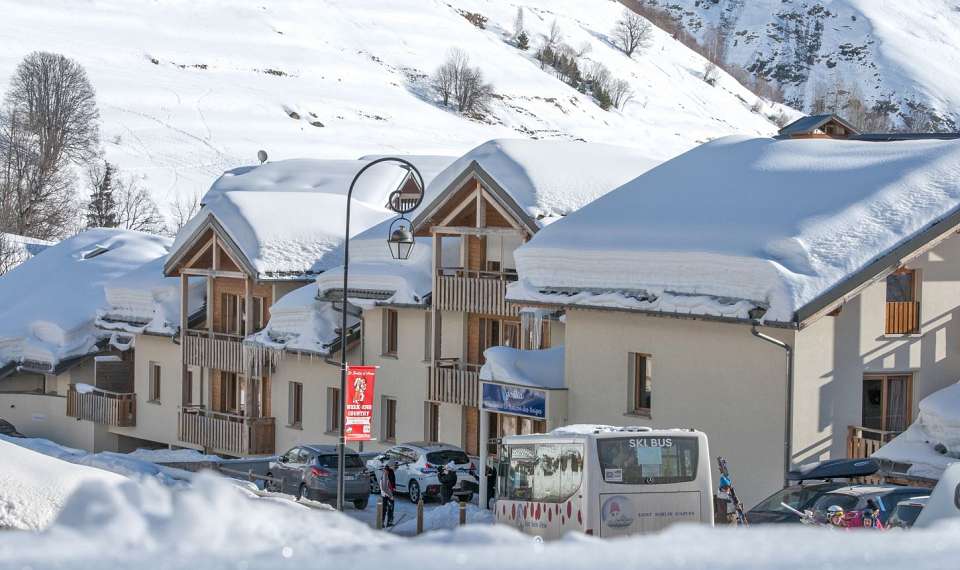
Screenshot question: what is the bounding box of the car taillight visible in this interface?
[311,467,332,478]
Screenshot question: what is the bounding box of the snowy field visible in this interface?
[2,436,960,569]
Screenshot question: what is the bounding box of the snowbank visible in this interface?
[248,283,358,355]
[170,156,454,280]
[512,136,960,322]
[126,448,222,464]
[0,232,54,273]
[874,382,960,479]
[480,346,565,389]
[0,229,172,370]
[0,438,125,530]
[394,501,494,534]
[3,468,960,569]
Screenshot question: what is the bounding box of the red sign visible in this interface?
[344,365,377,441]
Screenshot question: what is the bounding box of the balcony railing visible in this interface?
[885,301,919,334]
[435,268,519,317]
[847,425,901,459]
[66,385,136,427]
[428,359,480,407]
[184,330,245,374]
[178,407,275,456]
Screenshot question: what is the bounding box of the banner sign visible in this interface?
[345,365,377,441]
[481,382,546,418]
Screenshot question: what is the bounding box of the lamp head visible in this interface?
[387,218,415,260]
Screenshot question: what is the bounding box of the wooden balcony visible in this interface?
[847,425,900,459]
[66,385,136,427]
[885,301,919,334]
[178,407,275,456]
[428,359,480,407]
[434,269,519,317]
[183,330,245,374]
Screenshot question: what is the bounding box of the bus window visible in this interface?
[534,444,562,502]
[559,444,583,499]
[507,445,536,500]
[596,436,698,485]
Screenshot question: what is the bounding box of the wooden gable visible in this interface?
[164,216,254,278]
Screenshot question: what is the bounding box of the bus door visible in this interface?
[595,436,702,537]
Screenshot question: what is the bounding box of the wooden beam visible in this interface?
[437,186,479,228]
[430,226,525,237]
[182,268,247,279]
[180,274,190,411]
[479,188,525,231]
[432,233,442,364]
[475,181,485,228]
[212,233,220,271]
[183,238,213,271]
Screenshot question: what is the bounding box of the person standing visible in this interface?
[438,460,458,505]
[381,460,397,526]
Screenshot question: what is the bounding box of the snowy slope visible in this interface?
[0,438,125,530]
[0,0,784,216]
[640,0,960,129]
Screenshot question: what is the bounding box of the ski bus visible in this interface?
[494,426,713,539]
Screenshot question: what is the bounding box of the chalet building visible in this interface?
[506,126,960,506]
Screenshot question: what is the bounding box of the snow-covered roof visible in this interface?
[418,139,663,229]
[97,255,204,336]
[1,233,55,273]
[247,283,357,356]
[479,346,565,390]
[169,156,455,280]
[0,229,171,370]
[873,381,960,480]
[511,136,960,323]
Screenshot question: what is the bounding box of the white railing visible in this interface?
[435,269,519,317]
[428,359,480,407]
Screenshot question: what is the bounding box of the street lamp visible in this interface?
[336,157,425,511]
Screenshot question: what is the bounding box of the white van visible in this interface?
[495,426,713,538]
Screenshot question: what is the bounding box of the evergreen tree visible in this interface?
[86,162,119,228]
[516,30,529,51]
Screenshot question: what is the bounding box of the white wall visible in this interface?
[0,392,108,451]
[110,334,183,448]
[562,308,793,508]
[794,235,960,463]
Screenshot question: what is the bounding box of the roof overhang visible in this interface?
[162,214,257,278]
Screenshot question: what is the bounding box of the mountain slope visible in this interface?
[0,0,785,215]
[636,0,960,130]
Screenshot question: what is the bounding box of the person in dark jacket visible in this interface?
[485,464,497,509]
[380,460,397,526]
[438,461,458,504]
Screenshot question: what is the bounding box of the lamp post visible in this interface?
[336,157,425,511]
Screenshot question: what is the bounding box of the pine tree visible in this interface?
[86,162,119,228]
[516,30,529,51]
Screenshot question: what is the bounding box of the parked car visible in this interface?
[748,459,882,524]
[366,442,478,503]
[265,444,370,509]
[886,496,929,528]
[0,418,24,438]
[808,485,932,525]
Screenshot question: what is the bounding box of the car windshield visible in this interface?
[315,454,364,469]
[888,503,925,528]
[811,492,860,515]
[751,486,827,513]
[426,450,470,466]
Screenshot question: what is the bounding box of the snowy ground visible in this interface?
[3,435,960,569]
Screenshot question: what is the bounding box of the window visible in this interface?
[382,396,398,442]
[288,382,303,428]
[221,293,240,334]
[628,353,652,415]
[383,309,399,356]
[885,269,919,334]
[326,387,341,434]
[148,362,161,403]
[479,318,522,360]
[501,443,583,503]
[424,402,440,442]
[220,372,245,414]
[182,369,194,406]
[596,436,699,485]
[862,374,912,439]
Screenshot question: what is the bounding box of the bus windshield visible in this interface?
[502,443,584,503]
[596,436,698,485]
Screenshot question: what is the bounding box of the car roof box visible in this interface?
[788,458,879,481]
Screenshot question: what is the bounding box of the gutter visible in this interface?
[749,316,794,488]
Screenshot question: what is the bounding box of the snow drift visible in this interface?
[874,381,960,480]
[512,136,960,322]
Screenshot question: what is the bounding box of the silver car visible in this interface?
[265,444,370,509]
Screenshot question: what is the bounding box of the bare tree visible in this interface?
[0,52,98,241]
[0,233,22,275]
[613,9,653,58]
[542,19,563,51]
[513,6,525,40]
[703,62,720,86]
[85,160,119,228]
[115,175,164,234]
[169,190,202,235]
[702,24,728,64]
[609,79,634,110]
[432,49,494,116]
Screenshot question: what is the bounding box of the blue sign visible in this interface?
[481,383,546,418]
